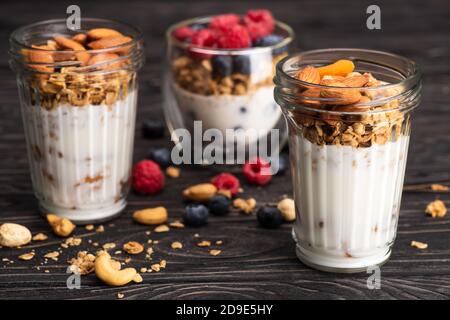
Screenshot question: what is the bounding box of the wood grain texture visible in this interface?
[0,0,450,300]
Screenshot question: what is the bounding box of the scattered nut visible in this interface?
[233,198,256,214]
[171,241,183,249]
[209,249,221,256]
[182,183,217,202]
[123,241,144,255]
[215,240,223,245]
[425,200,447,218]
[19,252,35,261]
[169,220,185,228]
[85,224,94,231]
[197,240,211,247]
[277,198,296,222]
[44,251,60,261]
[159,260,167,268]
[103,243,116,250]
[154,224,170,233]
[32,233,48,241]
[166,166,180,178]
[46,214,76,237]
[116,293,125,299]
[69,251,96,275]
[95,251,140,286]
[133,207,168,225]
[151,264,161,272]
[63,237,82,247]
[0,223,32,247]
[96,225,105,233]
[411,240,428,249]
[431,184,449,191]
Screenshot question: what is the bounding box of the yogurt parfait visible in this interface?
[275,49,422,272]
[10,19,144,223]
[164,10,294,162]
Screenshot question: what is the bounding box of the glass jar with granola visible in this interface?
[274,49,422,272]
[9,19,144,223]
[164,10,294,164]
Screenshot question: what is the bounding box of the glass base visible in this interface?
[292,228,391,273]
[39,199,126,225]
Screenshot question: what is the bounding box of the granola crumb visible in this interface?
[425,199,447,218]
[166,166,180,178]
[44,251,60,261]
[96,225,105,233]
[69,251,96,275]
[123,241,144,255]
[63,237,82,247]
[140,267,148,273]
[32,233,48,241]
[209,249,221,256]
[197,240,211,247]
[171,241,183,249]
[151,264,161,272]
[411,240,428,249]
[159,260,167,268]
[431,184,449,191]
[215,240,223,245]
[194,233,200,238]
[145,231,151,236]
[85,224,94,231]
[44,269,50,273]
[154,225,169,233]
[233,198,257,214]
[117,293,125,299]
[102,242,116,250]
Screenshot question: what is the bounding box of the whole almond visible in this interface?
[87,53,121,70]
[296,66,320,84]
[53,36,90,64]
[87,28,123,39]
[320,82,361,105]
[300,88,321,106]
[72,33,87,44]
[28,45,54,73]
[87,36,132,54]
[182,183,217,202]
[132,207,168,225]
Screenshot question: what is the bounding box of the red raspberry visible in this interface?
[132,160,165,194]
[244,9,275,41]
[191,29,218,48]
[173,26,195,42]
[209,14,240,32]
[217,25,251,49]
[211,173,240,196]
[242,157,272,186]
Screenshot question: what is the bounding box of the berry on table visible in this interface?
[183,204,209,227]
[208,195,231,216]
[132,160,165,195]
[211,173,240,195]
[147,147,172,168]
[242,157,272,185]
[142,120,165,139]
[257,206,283,228]
[212,55,233,78]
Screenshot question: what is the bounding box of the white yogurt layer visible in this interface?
[22,90,138,223]
[291,135,409,271]
[173,84,282,145]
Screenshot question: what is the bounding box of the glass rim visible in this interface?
[9,18,143,54]
[166,15,295,55]
[276,48,422,91]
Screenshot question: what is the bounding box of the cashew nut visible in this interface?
[132,207,168,225]
[0,223,32,247]
[182,183,217,202]
[46,214,76,237]
[95,251,142,286]
[277,198,296,222]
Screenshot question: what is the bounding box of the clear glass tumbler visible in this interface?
[164,16,294,165]
[9,18,144,224]
[274,49,422,272]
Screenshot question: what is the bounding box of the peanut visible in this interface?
[132,207,168,225]
[182,183,217,202]
[46,214,76,237]
[0,223,32,247]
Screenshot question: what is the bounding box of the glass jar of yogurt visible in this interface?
[164,12,294,165]
[274,49,422,272]
[9,19,144,224]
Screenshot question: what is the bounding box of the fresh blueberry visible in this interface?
[257,207,283,229]
[212,55,233,78]
[142,120,165,139]
[274,154,289,175]
[190,23,205,31]
[253,35,286,55]
[233,55,250,75]
[183,204,209,227]
[208,195,231,216]
[147,147,171,168]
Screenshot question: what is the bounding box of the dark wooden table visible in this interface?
[0,0,449,300]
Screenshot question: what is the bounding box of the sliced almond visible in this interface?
[295,66,320,84]
[87,28,123,39]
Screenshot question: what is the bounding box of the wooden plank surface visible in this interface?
[0,0,449,300]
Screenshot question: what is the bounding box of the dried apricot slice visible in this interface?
[318,59,355,77]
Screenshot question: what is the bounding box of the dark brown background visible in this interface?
[0,0,449,300]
